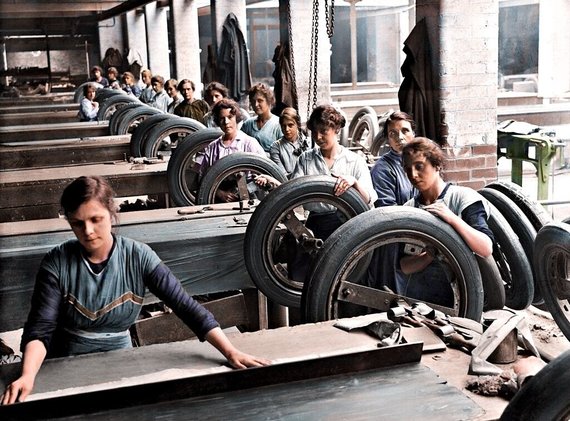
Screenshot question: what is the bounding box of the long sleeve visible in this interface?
[78,98,98,121]
[144,263,219,341]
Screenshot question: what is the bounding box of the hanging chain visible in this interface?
[307,0,320,121]
[324,0,335,38]
[287,0,297,105]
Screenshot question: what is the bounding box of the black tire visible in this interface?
[142,116,206,158]
[129,114,175,158]
[482,195,534,309]
[108,102,144,135]
[73,82,103,102]
[534,223,570,340]
[486,180,552,232]
[476,254,506,311]
[500,350,570,420]
[196,153,288,205]
[350,113,379,151]
[563,216,570,224]
[167,128,223,206]
[302,206,484,322]
[97,93,140,121]
[244,175,371,308]
[479,188,538,306]
[348,106,378,137]
[115,106,163,135]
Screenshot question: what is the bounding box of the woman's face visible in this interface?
[311,125,337,152]
[142,72,152,86]
[387,119,415,154]
[210,90,224,105]
[123,75,133,86]
[67,199,114,257]
[403,151,440,192]
[252,93,270,117]
[85,89,96,101]
[281,119,298,142]
[181,82,194,102]
[166,84,178,98]
[152,80,163,93]
[218,108,238,139]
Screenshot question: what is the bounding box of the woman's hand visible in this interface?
[254,174,281,190]
[421,200,455,223]
[1,374,35,405]
[333,175,357,196]
[224,349,271,369]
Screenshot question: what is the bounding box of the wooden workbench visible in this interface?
[0,317,506,420]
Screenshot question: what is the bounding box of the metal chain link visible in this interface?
[307,0,320,120]
[287,0,297,105]
[324,0,335,38]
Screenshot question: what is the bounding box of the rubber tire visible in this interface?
[97,93,140,121]
[348,106,378,137]
[196,153,288,205]
[563,216,570,225]
[142,116,206,158]
[73,82,103,103]
[500,349,570,420]
[350,113,379,151]
[480,197,535,310]
[244,175,371,308]
[486,180,552,232]
[167,128,223,206]
[479,187,539,306]
[476,254,506,311]
[534,222,570,340]
[115,106,163,136]
[129,114,175,158]
[108,102,144,135]
[302,206,484,322]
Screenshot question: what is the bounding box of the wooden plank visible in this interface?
[0,103,78,114]
[0,121,109,142]
[0,110,79,125]
[0,161,168,222]
[0,135,131,170]
[0,207,256,331]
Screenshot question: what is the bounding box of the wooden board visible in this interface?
[0,103,78,114]
[0,135,131,170]
[0,121,109,142]
[0,205,257,331]
[0,161,167,222]
[0,110,79,126]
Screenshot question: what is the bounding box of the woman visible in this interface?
[370,111,417,207]
[106,67,121,90]
[399,137,494,305]
[89,65,108,88]
[241,83,283,152]
[165,78,183,114]
[367,111,417,292]
[78,83,99,122]
[121,71,141,98]
[1,176,269,405]
[269,107,309,178]
[198,98,266,202]
[173,79,210,124]
[203,81,229,127]
[147,75,170,113]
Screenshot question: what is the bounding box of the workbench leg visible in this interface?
[511,159,523,187]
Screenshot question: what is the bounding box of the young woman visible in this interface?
[121,71,142,98]
[165,78,183,114]
[89,65,108,88]
[1,176,269,405]
[399,137,494,305]
[241,83,283,152]
[269,107,309,178]
[78,83,99,122]
[147,75,170,113]
[173,79,210,124]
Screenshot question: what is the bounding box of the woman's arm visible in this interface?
[1,340,47,405]
[205,327,269,368]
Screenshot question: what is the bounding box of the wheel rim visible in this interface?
[262,195,368,300]
[175,144,208,204]
[543,245,570,334]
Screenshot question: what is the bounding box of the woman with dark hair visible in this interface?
[165,78,183,114]
[0,176,269,405]
[174,79,210,124]
[89,65,109,88]
[78,83,99,122]
[241,83,283,152]
[204,81,229,107]
[399,137,494,305]
[198,99,265,202]
[269,107,309,178]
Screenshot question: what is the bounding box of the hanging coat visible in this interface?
[217,13,252,103]
[272,43,298,116]
[398,18,440,142]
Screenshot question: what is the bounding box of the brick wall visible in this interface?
[417,0,499,187]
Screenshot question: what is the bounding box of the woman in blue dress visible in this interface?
[1,176,269,405]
